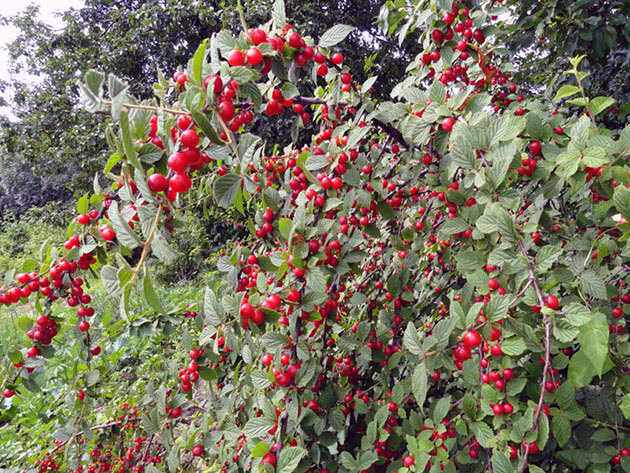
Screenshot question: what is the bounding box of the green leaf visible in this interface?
[554,85,580,101]
[579,270,607,300]
[272,0,286,30]
[440,217,470,235]
[564,303,591,327]
[204,287,223,327]
[277,447,306,473]
[613,185,630,221]
[84,69,105,98]
[501,337,526,356]
[251,442,270,458]
[570,115,590,150]
[152,231,178,265]
[120,111,141,169]
[582,146,608,167]
[143,266,165,315]
[456,250,487,272]
[620,394,630,420]
[192,39,207,83]
[76,193,89,215]
[190,109,223,145]
[555,382,576,409]
[568,349,595,388]
[589,96,615,116]
[243,417,276,439]
[535,245,563,272]
[472,422,495,448]
[214,174,241,208]
[101,265,120,295]
[552,414,571,447]
[260,332,291,351]
[404,322,423,356]
[278,218,292,240]
[578,312,609,376]
[108,201,141,249]
[319,25,355,48]
[491,450,515,473]
[250,370,272,389]
[411,361,428,409]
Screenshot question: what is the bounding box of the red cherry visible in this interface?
[276,373,291,387]
[2,389,15,398]
[240,303,255,319]
[227,50,245,67]
[192,445,204,457]
[77,214,89,225]
[262,453,276,466]
[246,47,263,66]
[441,117,455,132]
[462,330,482,349]
[77,390,85,401]
[454,345,471,361]
[147,173,168,193]
[490,344,502,356]
[492,403,504,415]
[180,129,199,148]
[529,141,542,157]
[332,53,343,65]
[169,173,192,193]
[488,278,499,290]
[403,455,415,466]
[545,295,559,310]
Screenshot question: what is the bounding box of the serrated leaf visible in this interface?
[108,201,141,249]
[214,174,241,208]
[319,25,355,48]
[277,447,306,473]
[554,85,580,101]
[472,422,495,447]
[192,39,207,83]
[272,0,286,30]
[491,450,515,473]
[501,337,526,356]
[613,185,630,221]
[152,231,178,265]
[412,362,428,409]
[243,417,276,439]
[580,270,607,300]
[143,266,165,315]
[589,96,615,116]
[120,111,141,169]
[440,217,470,235]
[535,245,563,272]
[250,370,272,389]
[552,414,571,447]
[578,312,609,376]
[404,322,423,356]
[564,303,591,327]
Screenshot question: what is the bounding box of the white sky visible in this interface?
[0,0,84,82]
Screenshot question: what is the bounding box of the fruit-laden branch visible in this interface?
[517,240,552,473]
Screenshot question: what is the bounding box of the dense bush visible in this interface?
[1,1,630,473]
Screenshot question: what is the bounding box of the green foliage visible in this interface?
[2,1,630,473]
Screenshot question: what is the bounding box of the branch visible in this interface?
[517,240,551,473]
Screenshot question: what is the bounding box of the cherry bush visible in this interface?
[2,0,630,472]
